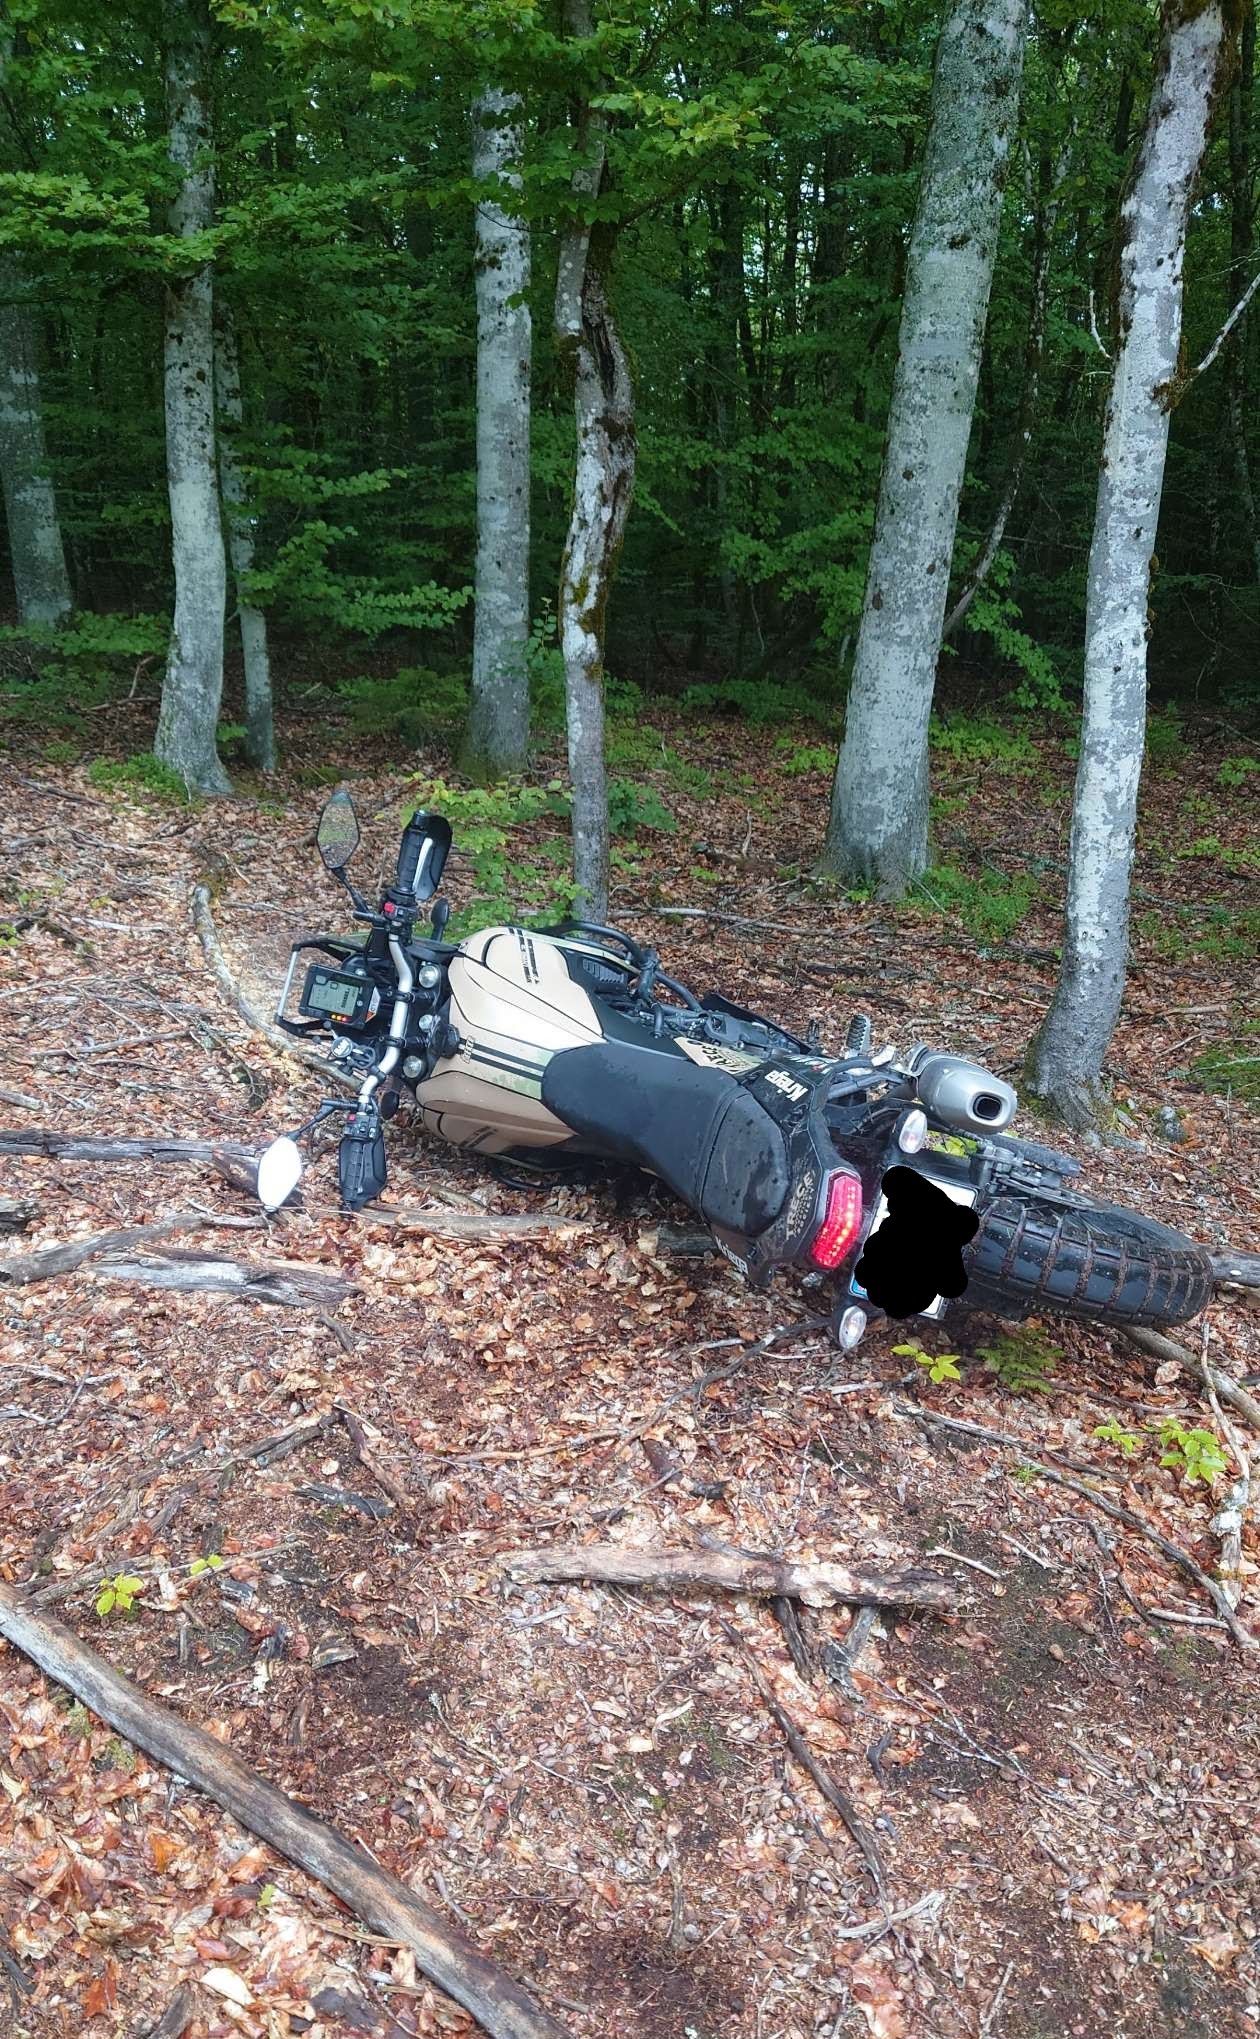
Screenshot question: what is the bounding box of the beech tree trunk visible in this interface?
[214,303,275,771]
[155,0,230,797]
[1029,1,1236,1127]
[464,88,531,782]
[555,0,635,921]
[818,0,1028,896]
[0,261,73,627]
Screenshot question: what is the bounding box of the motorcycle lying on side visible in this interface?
[256,791,1214,1349]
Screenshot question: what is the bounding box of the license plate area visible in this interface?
[849,1175,978,1320]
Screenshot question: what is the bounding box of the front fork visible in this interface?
[294,928,415,1210]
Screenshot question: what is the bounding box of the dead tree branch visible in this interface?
[0,1213,261,1286]
[0,1584,573,2039]
[1123,1325,1260,1434]
[0,1128,259,1171]
[191,881,351,1088]
[502,1544,957,1612]
[93,1247,355,1309]
[358,1207,595,1241]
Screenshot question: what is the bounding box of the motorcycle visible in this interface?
[256,791,1214,1348]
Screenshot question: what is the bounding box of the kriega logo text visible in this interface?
[765,1069,808,1103]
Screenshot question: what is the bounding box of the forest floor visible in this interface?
[1,695,1259,2039]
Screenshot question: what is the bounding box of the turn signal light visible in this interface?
[809,1170,863,1270]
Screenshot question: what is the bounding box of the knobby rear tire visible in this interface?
[962,1193,1213,1329]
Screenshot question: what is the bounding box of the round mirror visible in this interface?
[256,1136,303,1211]
[316,789,361,872]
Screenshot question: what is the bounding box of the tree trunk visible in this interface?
[1226,10,1260,585]
[463,88,531,783]
[214,303,275,771]
[1029,1,1237,1128]
[155,0,230,797]
[818,0,1028,897]
[0,261,73,627]
[555,0,635,921]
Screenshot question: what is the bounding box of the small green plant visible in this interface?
[1155,1419,1227,1485]
[929,713,1036,770]
[976,1327,1060,1395]
[1093,1417,1141,1457]
[341,666,469,747]
[608,778,675,836]
[894,1340,962,1385]
[188,1552,226,1577]
[1216,755,1260,789]
[216,720,248,759]
[680,675,837,727]
[41,737,79,764]
[911,863,1038,943]
[87,753,192,803]
[257,1883,277,1909]
[773,739,832,776]
[0,611,167,728]
[94,1573,146,1618]
[1192,1021,1260,1105]
[1144,709,1183,765]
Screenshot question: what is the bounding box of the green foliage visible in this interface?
[975,1327,1060,1395]
[1192,1022,1260,1104]
[911,863,1038,942]
[929,713,1036,770]
[1092,1417,1141,1457]
[680,677,837,728]
[94,1573,146,1619]
[243,520,469,639]
[342,666,469,747]
[1217,755,1260,788]
[0,614,167,728]
[893,1340,962,1385]
[773,739,833,776]
[961,565,1071,711]
[1144,710,1184,766]
[188,1553,226,1577]
[1154,1419,1228,1486]
[608,778,676,836]
[403,775,576,934]
[87,753,192,803]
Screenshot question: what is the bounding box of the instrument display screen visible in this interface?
[299,965,376,1025]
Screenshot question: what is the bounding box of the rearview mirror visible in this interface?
[316,789,361,873]
[256,1136,303,1211]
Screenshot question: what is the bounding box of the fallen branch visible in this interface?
[0,1198,36,1234]
[1210,1247,1260,1292]
[0,1086,39,1113]
[0,1585,572,2039]
[0,1213,261,1286]
[1123,1325,1260,1434]
[191,881,351,1088]
[93,1247,355,1309]
[1204,1327,1254,1615]
[337,1402,430,1512]
[719,1617,884,1895]
[502,1543,957,1612]
[0,1128,261,1170]
[144,1989,196,2039]
[897,1402,1256,1650]
[358,1206,596,1241]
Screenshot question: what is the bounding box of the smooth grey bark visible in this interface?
[213,303,275,771]
[0,262,73,626]
[819,0,1029,896]
[1029,1,1236,1127]
[464,88,531,782]
[155,0,230,796]
[555,0,635,921]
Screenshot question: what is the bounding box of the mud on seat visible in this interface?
[541,1040,790,1236]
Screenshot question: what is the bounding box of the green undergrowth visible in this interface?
[1192,1021,1260,1104]
[87,752,195,803]
[908,862,1040,943]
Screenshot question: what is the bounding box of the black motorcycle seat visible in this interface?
[542,1040,791,1236]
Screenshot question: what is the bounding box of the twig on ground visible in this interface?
[0,1212,262,1285]
[229,1410,337,1468]
[191,881,350,1087]
[0,1584,573,2039]
[337,1402,431,1511]
[1203,1325,1254,1615]
[897,1401,1256,1650]
[358,1206,596,1241]
[503,1544,957,1612]
[832,1890,945,1944]
[719,1617,884,1895]
[823,1604,882,1702]
[0,1128,261,1170]
[1124,1324,1260,1434]
[1208,1247,1260,1291]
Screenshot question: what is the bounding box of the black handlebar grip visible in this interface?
[395,820,428,895]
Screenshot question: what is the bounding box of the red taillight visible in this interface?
[809,1170,863,1270]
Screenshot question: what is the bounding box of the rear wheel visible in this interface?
[963,1193,1212,1328]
